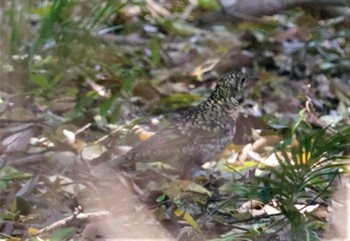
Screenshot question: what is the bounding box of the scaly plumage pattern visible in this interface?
[104,71,249,176]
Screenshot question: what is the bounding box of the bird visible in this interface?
[102,70,251,178]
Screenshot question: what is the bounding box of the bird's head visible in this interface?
[210,71,252,101]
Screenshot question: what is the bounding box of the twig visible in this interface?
[305,96,323,127]
[8,154,47,168]
[305,95,337,133]
[298,173,337,213]
[95,124,126,144]
[225,212,283,224]
[34,211,112,237]
[75,123,92,135]
[179,0,196,20]
[0,118,45,124]
[205,194,283,226]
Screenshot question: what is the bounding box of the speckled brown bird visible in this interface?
[103,71,251,178]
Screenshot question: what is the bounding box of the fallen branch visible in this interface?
[34,211,112,237]
[9,154,46,167]
[222,0,349,17]
[199,0,350,23]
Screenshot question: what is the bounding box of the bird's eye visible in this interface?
[241,77,246,83]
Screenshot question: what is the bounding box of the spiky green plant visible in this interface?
[256,124,350,240]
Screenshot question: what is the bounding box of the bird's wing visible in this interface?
[105,121,234,169]
[126,122,232,155]
[126,125,190,154]
[104,125,190,168]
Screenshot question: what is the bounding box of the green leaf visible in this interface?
[160,93,201,110]
[99,94,117,116]
[197,0,220,10]
[30,73,50,88]
[75,91,96,114]
[218,160,257,173]
[50,227,75,241]
[174,208,202,234]
[150,38,162,66]
[120,68,142,92]
[158,19,200,36]
[291,108,306,134]
[156,193,167,202]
